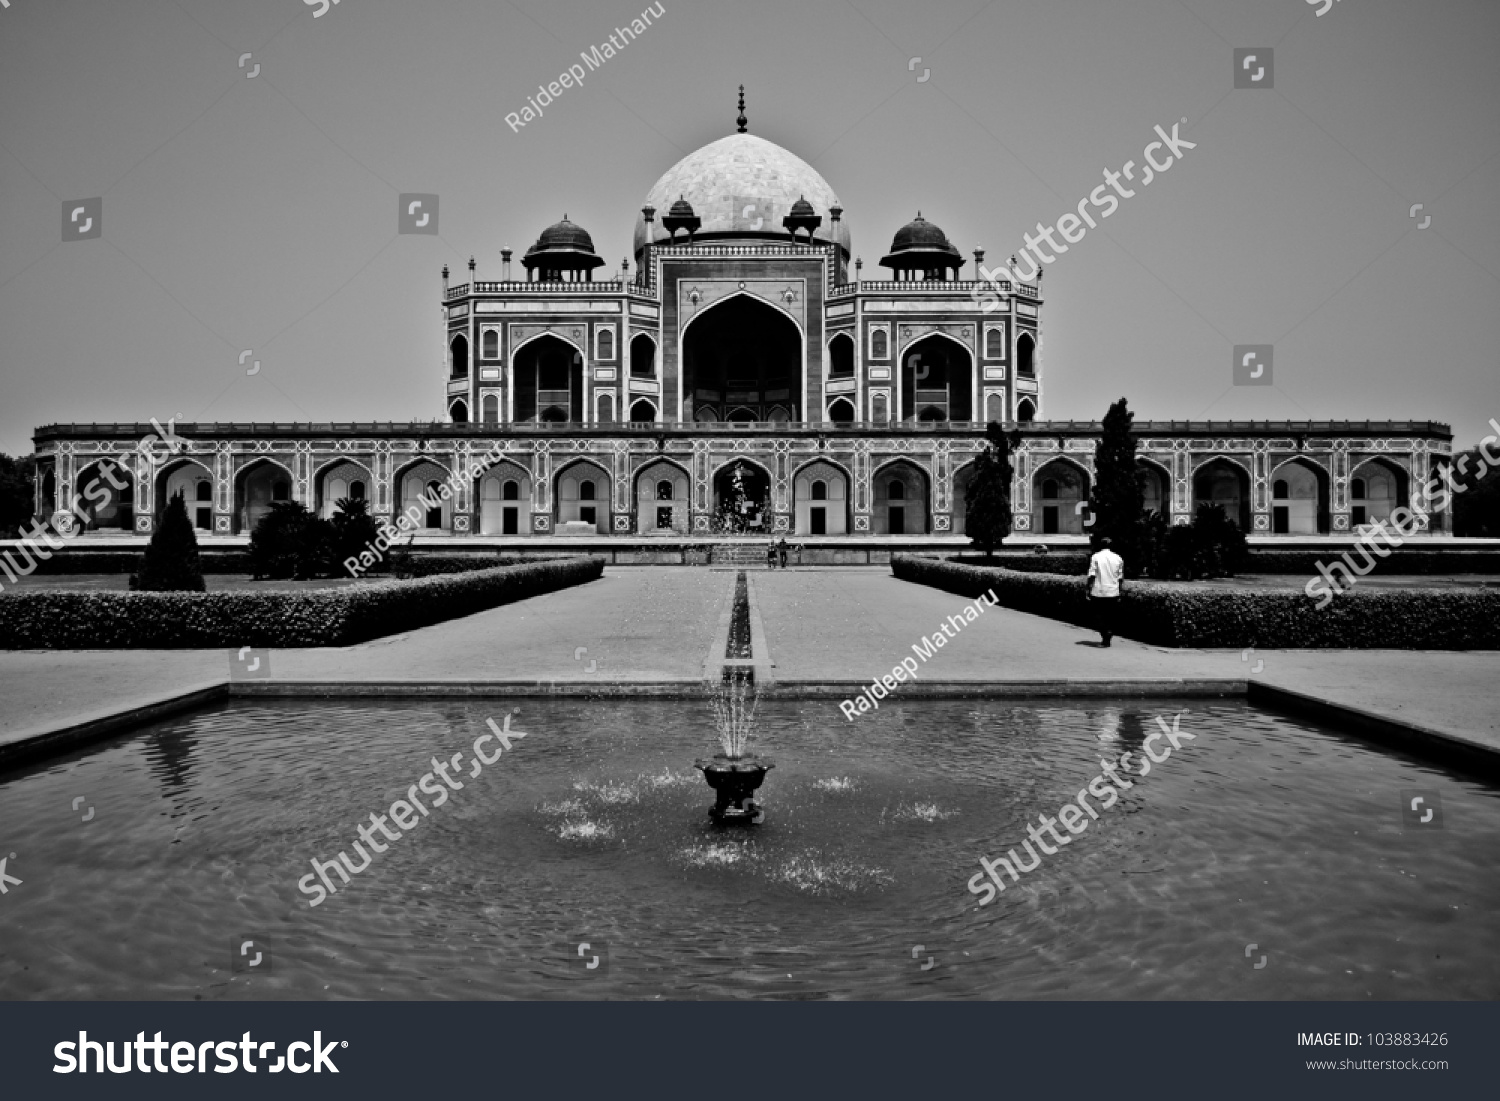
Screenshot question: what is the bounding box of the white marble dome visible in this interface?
[633,133,850,256]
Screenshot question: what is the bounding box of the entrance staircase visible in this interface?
[709,540,776,568]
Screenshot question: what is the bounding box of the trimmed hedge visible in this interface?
[949,549,1500,577]
[893,553,1500,649]
[399,554,565,577]
[950,553,1091,575]
[0,556,604,649]
[1232,549,1500,576]
[18,550,566,578]
[24,550,251,575]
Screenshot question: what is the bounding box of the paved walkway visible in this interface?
[2,568,1497,758]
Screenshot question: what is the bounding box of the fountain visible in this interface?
[695,670,773,824]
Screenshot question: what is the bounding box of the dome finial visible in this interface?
[736,85,747,133]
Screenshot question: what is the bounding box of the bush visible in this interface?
[129,494,205,592]
[0,556,605,649]
[891,553,1500,649]
[248,501,330,580]
[329,497,386,577]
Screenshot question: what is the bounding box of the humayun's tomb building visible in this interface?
[32,96,1453,553]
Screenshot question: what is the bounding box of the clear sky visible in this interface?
[1,0,1496,456]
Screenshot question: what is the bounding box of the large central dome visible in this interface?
[634,133,850,256]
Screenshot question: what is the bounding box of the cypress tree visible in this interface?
[129,492,206,591]
[966,421,1019,560]
[1092,397,1144,569]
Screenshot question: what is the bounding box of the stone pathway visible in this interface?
[2,567,1497,759]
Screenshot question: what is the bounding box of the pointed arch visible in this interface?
[72,458,136,531]
[634,457,692,535]
[156,458,215,532]
[1031,456,1091,535]
[792,458,851,535]
[1269,455,1331,534]
[554,458,612,533]
[682,292,805,423]
[872,458,931,535]
[314,458,374,519]
[234,457,296,534]
[477,458,533,535]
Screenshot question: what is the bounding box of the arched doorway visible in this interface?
[1270,458,1330,534]
[1032,459,1090,535]
[828,333,854,379]
[316,460,371,519]
[712,460,772,534]
[478,462,531,535]
[158,459,214,532]
[874,461,929,535]
[235,459,293,534]
[630,334,656,378]
[900,334,972,422]
[555,461,610,534]
[596,392,614,424]
[397,460,452,532]
[1192,458,1251,531]
[682,295,802,422]
[513,335,583,423]
[1016,398,1036,423]
[73,460,134,531]
[1137,460,1169,519]
[827,398,855,425]
[629,399,656,424]
[1016,332,1036,377]
[449,334,469,379]
[635,460,690,534]
[793,460,849,535]
[482,394,500,425]
[984,393,1005,423]
[449,399,469,424]
[1349,458,1408,527]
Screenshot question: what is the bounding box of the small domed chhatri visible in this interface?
[881,213,964,281]
[661,195,701,242]
[522,215,605,282]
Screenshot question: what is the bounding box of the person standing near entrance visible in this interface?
[777,537,789,568]
[1085,536,1126,646]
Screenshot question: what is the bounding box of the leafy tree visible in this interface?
[330,496,387,576]
[129,493,206,592]
[1139,504,1247,580]
[1191,503,1248,577]
[248,500,331,580]
[966,421,1019,560]
[1090,398,1145,571]
[0,453,36,538]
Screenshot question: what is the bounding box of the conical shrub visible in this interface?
[129,492,206,591]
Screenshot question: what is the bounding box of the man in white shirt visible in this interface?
[1085,536,1126,647]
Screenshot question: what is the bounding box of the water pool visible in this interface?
[1,698,1496,1000]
